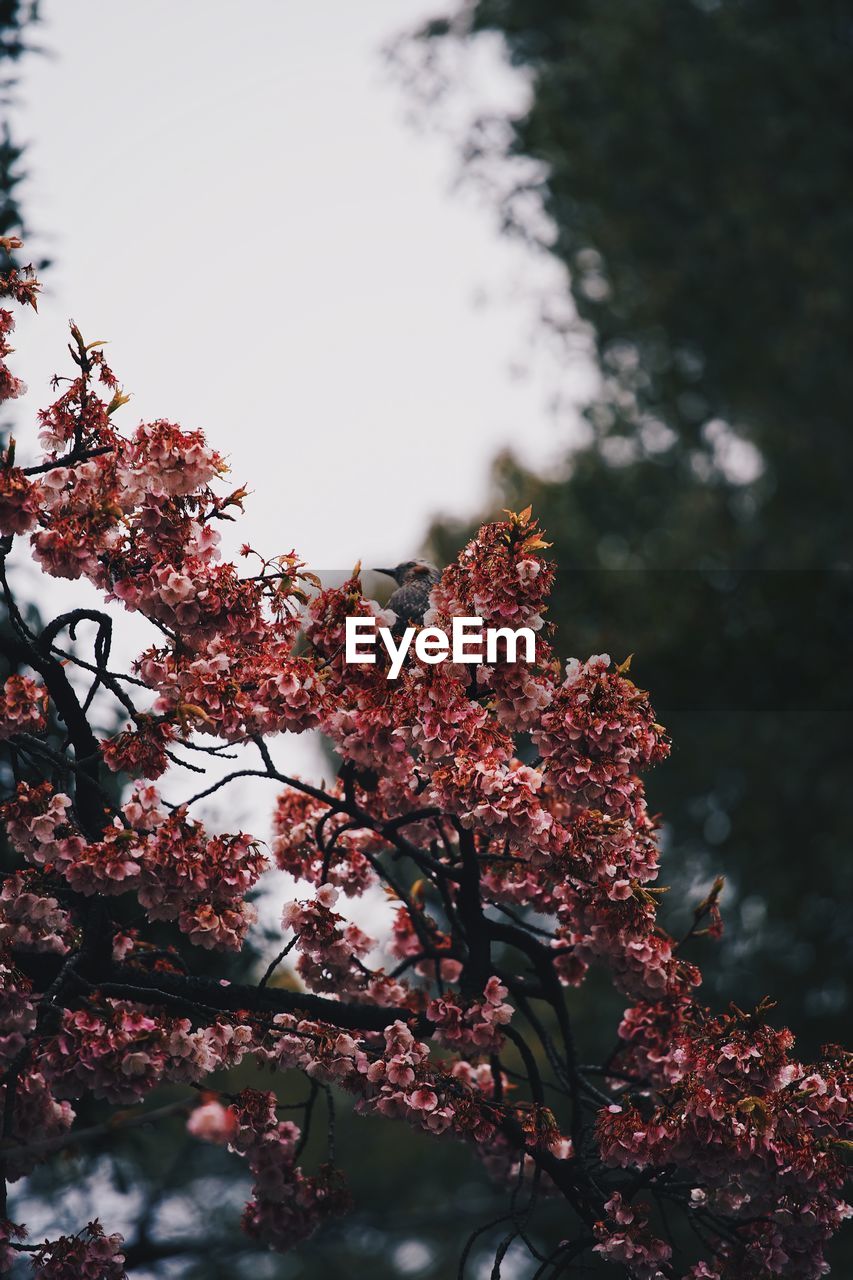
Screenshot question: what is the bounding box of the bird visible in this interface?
[373,560,440,630]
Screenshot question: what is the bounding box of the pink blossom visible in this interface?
[187,1098,239,1144]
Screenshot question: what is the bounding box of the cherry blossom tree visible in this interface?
[0,244,850,1278]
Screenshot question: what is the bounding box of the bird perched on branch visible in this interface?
[373,560,440,629]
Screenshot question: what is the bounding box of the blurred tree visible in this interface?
[401,0,853,1073]
[0,2,40,274]
[410,0,853,562]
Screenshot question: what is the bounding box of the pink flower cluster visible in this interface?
[534,654,669,819]
[271,788,377,895]
[28,1220,126,1279]
[593,1193,672,1279]
[101,715,175,779]
[430,753,556,850]
[0,463,41,534]
[281,887,375,996]
[137,640,323,743]
[0,674,48,740]
[0,304,27,402]
[397,661,491,762]
[41,1002,253,1105]
[427,507,554,633]
[266,1017,498,1145]
[427,978,514,1054]
[478,658,555,732]
[597,1005,853,1278]
[0,871,71,956]
[115,419,224,502]
[0,961,37,1066]
[553,877,700,998]
[188,1089,350,1251]
[2,782,266,950]
[0,1069,75,1181]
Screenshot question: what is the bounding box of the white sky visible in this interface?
[10,0,589,576]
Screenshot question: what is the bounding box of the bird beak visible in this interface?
[372,568,396,580]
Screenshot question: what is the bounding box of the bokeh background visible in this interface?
[1,1,851,1275]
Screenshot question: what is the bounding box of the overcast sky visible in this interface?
[10,0,590,571]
